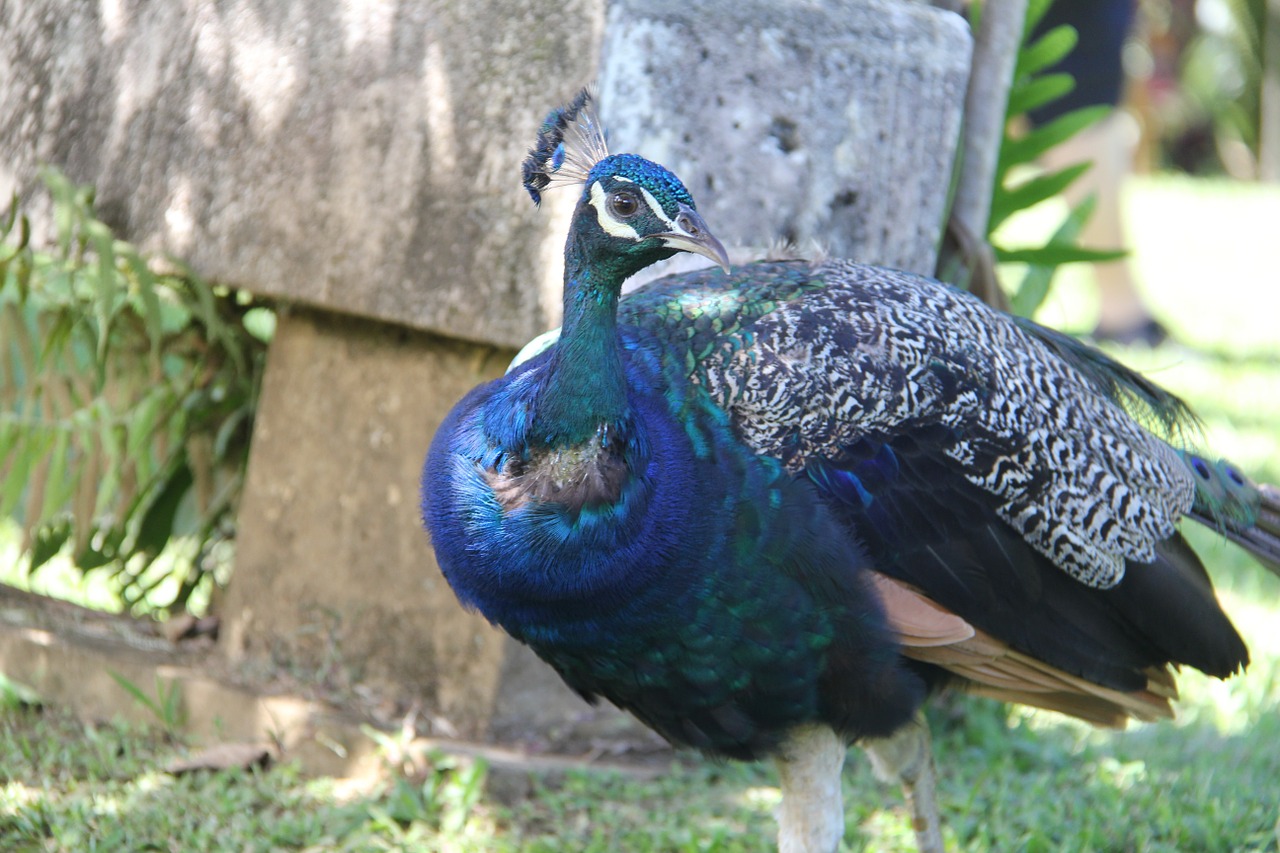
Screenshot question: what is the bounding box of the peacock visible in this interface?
[420,90,1280,852]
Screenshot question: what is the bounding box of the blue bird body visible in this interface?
[425,310,923,758]
[421,91,1280,852]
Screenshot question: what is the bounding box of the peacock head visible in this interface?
[522,90,730,281]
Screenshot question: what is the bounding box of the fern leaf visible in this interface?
[1015,25,1077,79]
[1008,195,1099,317]
[989,162,1092,231]
[1000,105,1111,172]
[1006,72,1075,118]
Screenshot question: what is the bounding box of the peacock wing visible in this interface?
[630,259,1199,590]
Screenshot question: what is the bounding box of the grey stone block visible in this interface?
[600,0,971,274]
[1,0,602,349]
[4,0,968,349]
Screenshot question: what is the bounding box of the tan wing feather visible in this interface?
[866,572,973,646]
[872,572,1175,726]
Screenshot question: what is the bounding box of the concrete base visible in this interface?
[218,308,629,742]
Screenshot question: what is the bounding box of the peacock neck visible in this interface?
[530,240,630,446]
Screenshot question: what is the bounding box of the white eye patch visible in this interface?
[588,182,678,241]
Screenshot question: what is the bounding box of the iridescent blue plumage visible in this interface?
[592,153,696,211]
[424,289,924,758]
[422,91,1279,852]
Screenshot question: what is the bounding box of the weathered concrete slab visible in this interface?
[600,0,971,273]
[3,0,967,349]
[0,0,601,349]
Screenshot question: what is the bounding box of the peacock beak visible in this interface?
[659,204,731,273]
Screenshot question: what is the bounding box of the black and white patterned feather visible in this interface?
[627,259,1196,589]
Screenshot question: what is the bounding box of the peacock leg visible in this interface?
[863,714,946,853]
[774,724,846,853]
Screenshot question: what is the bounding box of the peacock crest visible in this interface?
[522,88,610,205]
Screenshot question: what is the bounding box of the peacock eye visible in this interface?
[608,190,641,219]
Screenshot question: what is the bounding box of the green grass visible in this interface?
[0,712,398,851]
[3,174,1280,851]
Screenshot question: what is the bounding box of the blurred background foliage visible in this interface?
[0,170,272,617]
[990,0,1280,316]
[1136,0,1278,178]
